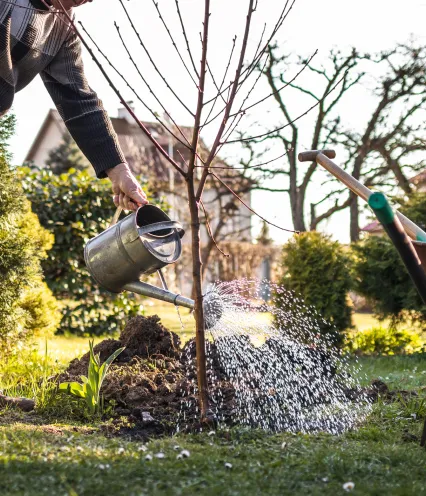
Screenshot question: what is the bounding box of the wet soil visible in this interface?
[58,315,414,441]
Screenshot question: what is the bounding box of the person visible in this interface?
[0,0,147,211]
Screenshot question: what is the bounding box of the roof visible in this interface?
[360,220,382,233]
[25,109,250,187]
[25,109,66,162]
[409,169,426,187]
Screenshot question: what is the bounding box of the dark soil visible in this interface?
[58,315,411,441]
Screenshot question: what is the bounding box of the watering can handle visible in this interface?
[138,221,185,238]
[110,206,123,228]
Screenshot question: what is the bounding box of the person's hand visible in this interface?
[106,163,148,211]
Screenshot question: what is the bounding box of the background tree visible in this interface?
[325,43,426,240]
[247,42,426,239]
[0,116,60,352]
[398,191,426,232]
[244,45,364,232]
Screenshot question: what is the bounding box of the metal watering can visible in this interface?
[84,204,196,309]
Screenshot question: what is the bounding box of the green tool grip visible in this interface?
[368,192,395,225]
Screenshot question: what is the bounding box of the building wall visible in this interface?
[27,118,66,167]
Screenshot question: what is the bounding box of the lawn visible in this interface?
[1,308,425,496]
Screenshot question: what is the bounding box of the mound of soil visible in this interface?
[119,315,181,359]
[59,315,220,439]
[58,315,408,440]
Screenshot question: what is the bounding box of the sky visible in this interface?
[8,0,426,243]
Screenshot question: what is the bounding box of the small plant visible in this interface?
[59,341,125,415]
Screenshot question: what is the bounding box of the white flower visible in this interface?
[98,464,110,470]
[176,454,183,460]
[208,431,215,437]
[145,454,153,461]
[224,462,233,469]
[343,482,355,492]
[155,452,165,459]
[117,447,125,455]
[138,445,148,452]
[76,446,83,453]
[322,477,329,483]
[180,450,190,458]
[173,445,181,451]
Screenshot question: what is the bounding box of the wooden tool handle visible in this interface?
[298,149,336,162]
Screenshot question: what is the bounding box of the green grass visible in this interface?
[1,310,425,495]
[0,395,425,496]
[1,340,425,495]
[144,301,389,337]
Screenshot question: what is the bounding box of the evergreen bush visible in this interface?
[352,236,425,325]
[277,232,353,344]
[20,167,162,336]
[0,115,60,350]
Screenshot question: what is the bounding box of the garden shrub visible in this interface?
[277,232,353,344]
[0,115,60,351]
[398,191,426,232]
[345,326,425,356]
[352,236,425,325]
[20,167,163,336]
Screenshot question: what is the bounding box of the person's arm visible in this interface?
[41,28,147,210]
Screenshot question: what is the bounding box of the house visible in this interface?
[25,105,252,246]
[360,170,426,237]
[25,106,279,293]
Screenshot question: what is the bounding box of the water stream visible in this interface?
[181,279,371,434]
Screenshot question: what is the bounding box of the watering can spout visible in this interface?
[123,280,195,310]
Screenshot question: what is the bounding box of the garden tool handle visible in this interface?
[137,221,185,238]
[298,149,336,162]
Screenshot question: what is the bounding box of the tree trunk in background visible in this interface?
[350,193,360,242]
[291,191,307,232]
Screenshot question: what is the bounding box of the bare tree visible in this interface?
[313,43,426,240]
[243,45,364,231]
[55,0,306,420]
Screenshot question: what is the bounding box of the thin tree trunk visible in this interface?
[290,189,307,232]
[350,192,360,242]
[186,179,209,419]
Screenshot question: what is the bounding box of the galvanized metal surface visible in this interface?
[84,205,183,294]
[123,280,195,310]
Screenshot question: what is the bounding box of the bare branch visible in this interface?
[200,200,230,258]
[175,0,200,78]
[226,76,345,143]
[187,0,211,176]
[118,0,195,117]
[196,0,257,199]
[79,21,192,150]
[54,2,186,176]
[151,0,198,86]
[210,172,299,234]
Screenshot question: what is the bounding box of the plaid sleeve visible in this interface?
[40,29,125,178]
